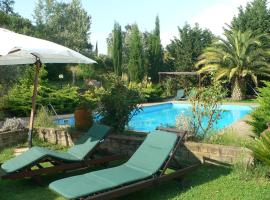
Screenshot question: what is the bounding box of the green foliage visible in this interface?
[162,78,175,97]
[35,106,56,128]
[1,66,79,116]
[81,55,113,80]
[128,80,163,102]
[231,0,270,34]
[188,81,227,138]
[248,81,270,135]
[34,0,92,54]
[98,74,143,132]
[196,29,270,100]
[166,23,214,72]
[146,16,163,83]
[126,24,145,82]
[0,0,14,14]
[233,160,270,181]
[247,131,270,166]
[206,130,252,147]
[81,87,105,110]
[112,22,123,76]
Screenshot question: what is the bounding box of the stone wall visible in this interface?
[37,128,253,166]
[37,127,80,146]
[37,128,71,146]
[0,129,28,149]
[99,134,253,166]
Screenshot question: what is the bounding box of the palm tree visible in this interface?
[196,29,270,100]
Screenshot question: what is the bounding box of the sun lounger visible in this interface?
[0,124,123,182]
[175,89,185,100]
[49,130,201,199]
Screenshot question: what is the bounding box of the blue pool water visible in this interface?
[55,103,253,133]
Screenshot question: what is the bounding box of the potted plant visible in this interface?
[74,94,93,131]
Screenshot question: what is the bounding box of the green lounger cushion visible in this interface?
[1,124,111,174]
[68,124,111,160]
[1,147,80,174]
[49,130,177,199]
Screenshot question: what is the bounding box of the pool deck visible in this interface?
[141,100,258,107]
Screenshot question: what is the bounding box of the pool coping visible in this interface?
[55,100,257,122]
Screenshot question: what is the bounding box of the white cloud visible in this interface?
[191,0,251,36]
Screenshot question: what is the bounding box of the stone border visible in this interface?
[36,128,253,166]
[100,134,253,166]
[0,129,28,149]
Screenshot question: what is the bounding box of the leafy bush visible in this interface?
[0,118,26,132]
[248,81,270,136]
[206,130,252,147]
[98,75,143,133]
[247,130,270,166]
[128,80,163,102]
[176,81,227,139]
[35,106,56,128]
[2,84,79,116]
[81,87,106,110]
[162,77,175,97]
[1,65,80,116]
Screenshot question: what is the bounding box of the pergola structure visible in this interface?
[158,71,201,86]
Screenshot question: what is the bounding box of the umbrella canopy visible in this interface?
[0,28,96,147]
[0,28,96,64]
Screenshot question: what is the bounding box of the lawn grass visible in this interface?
[1,138,270,200]
[223,98,257,104]
[205,130,253,147]
[1,162,270,200]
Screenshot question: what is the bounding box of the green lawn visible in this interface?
[1,140,270,200]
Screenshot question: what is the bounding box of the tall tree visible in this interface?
[112,22,123,76]
[146,16,163,83]
[34,0,92,54]
[95,41,99,57]
[196,29,270,100]
[231,0,270,34]
[0,0,14,14]
[166,23,214,72]
[126,24,145,82]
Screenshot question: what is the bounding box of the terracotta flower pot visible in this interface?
[74,107,93,131]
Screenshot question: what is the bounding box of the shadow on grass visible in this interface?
[118,164,232,200]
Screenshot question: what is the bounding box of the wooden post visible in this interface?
[28,60,41,148]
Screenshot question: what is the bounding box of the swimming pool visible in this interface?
[55,103,254,133]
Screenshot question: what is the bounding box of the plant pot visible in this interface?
[74,107,93,131]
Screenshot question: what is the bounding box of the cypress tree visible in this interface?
[112,22,123,76]
[127,24,144,82]
[147,16,163,83]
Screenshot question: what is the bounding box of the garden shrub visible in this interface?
[82,87,106,110]
[1,66,80,116]
[248,81,270,136]
[0,118,26,132]
[162,77,175,97]
[35,106,56,128]
[247,130,270,166]
[2,84,79,116]
[176,81,227,139]
[128,80,163,102]
[98,75,143,133]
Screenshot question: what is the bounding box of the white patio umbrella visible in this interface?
[0,28,96,147]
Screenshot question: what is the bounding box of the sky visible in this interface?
[13,0,255,54]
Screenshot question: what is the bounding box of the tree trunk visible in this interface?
[231,77,246,100]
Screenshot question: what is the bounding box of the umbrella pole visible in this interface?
[28,60,41,148]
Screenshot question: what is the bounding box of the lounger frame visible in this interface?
[81,131,201,200]
[0,129,124,183]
